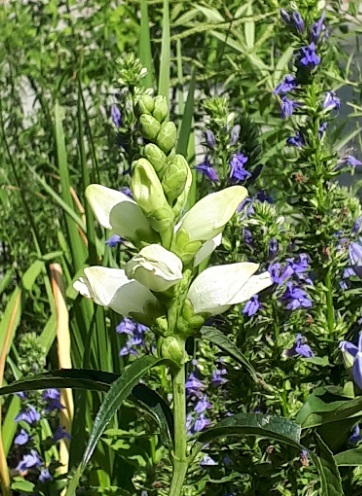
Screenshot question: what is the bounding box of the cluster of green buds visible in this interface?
[74,95,273,366]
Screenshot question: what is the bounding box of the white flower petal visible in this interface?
[194,233,222,267]
[187,262,259,315]
[177,186,248,242]
[229,272,273,305]
[125,244,183,292]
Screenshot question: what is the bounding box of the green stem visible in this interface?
[325,268,334,337]
[169,363,188,496]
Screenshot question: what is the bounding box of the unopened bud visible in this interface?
[144,143,168,176]
[160,336,185,366]
[156,121,176,154]
[136,95,155,116]
[162,155,190,204]
[139,114,161,141]
[152,95,169,122]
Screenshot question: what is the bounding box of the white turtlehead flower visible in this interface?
[125,244,183,292]
[194,233,222,267]
[187,262,272,316]
[85,184,155,244]
[176,186,247,242]
[73,266,162,323]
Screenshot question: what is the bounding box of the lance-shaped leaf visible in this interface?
[85,184,156,244]
[176,185,247,242]
[73,266,164,324]
[187,263,272,316]
[125,244,183,292]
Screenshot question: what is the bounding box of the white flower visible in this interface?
[194,233,222,267]
[85,185,156,244]
[73,266,162,324]
[176,186,247,242]
[187,262,272,316]
[125,244,183,292]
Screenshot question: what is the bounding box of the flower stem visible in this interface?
[169,362,188,496]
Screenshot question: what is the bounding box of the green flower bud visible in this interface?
[156,121,176,154]
[152,95,168,122]
[160,336,186,367]
[131,159,175,234]
[139,114,161,141]
[172,227,203,265]
[135,95,155,116]
[162,155,190,205]
[188,315,205,329]
[144,143,168,176]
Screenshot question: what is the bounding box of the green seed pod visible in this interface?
[139,114,161,141]
[135,95,155,116]
[156,121,176,154]
[144,143,168,176]
[162,154,189,204]
[152,95,168,123]
[160,336,185,366]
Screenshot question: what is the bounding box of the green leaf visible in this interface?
[196,412,301,448]
[244,3,255,49]
[176,68,196,157]
[66,357,170,496]
[158,0,170,102]
[335,446,362,466]
[139,0,154,88]
[200,327,258,383]
[309,434,343,496]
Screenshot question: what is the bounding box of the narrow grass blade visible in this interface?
[176,68,196,157]
[158,0,170,102]
[139,0,154,88]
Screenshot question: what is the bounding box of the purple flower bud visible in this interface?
[242,295,262,317]
[292,11,305,33]
[39,468,53,483]
[311,12,326,43]
[280,8,291,24]
[298,43,321,68]
[195,157,219,182]
[286,130,304,148]
[274,75,297,95]
[229,152,251,182]
[281,96,299,118]
[323,91,340,110]
[204,130,216,149]
[285,333,314,358]
[105,234,123,248]
[318,122,327,139]
[243,228,253,245]
[269,239,278,259]
[350,424,361,445]
[111,105,122,128]
[230,125,241,146]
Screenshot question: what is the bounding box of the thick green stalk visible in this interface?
[169,362,188,496]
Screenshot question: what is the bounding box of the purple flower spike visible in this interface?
[17,450,42,473]
[204,130,216,149]
[286,130,304,147]
[111,105,122,128]
[200,454,218,466]
[292,11,305,33]
[195,395,212,414]
[298,43,321,68]
[281,97,299,118]
[15,405,41,425]
[195,157,219,182]
[285,333,314,358]
[39,468,53,482]
[323,91,340,110]
[242,295,262,317]
[274,75,297,95]
[14,429,30,446]
[230,125,241,146]
[311,12,326,43]
[229,152,251,182]
[105,234,123,248]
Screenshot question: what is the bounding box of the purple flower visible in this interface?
[211,367,228,387]
[243,228,253,245]
[237,197,255,217]
[337,155,362,170]
[300,449,309,467]
[105,234,123,248]
[17,450,42,473]
[280,9,291,24]
[203,130,216,149]
[269,239,278,259]
[353,217,362,235]
[292,11,305,33]
[195,157,219,182]
[15,405,41,425]
[286,130,304,147]
[194,414,212,432]
[274,75,297,95]
[39,468,53,482]
[311,12,326,43]
[349,242,362,277]
[16,391,26,400]
[185,373,205,396]
[230,125,241,146]
[323,91,340,110]
[53,426,71,442]
[267,262,293,285]
[120,186,133,198]
[285,333,314,358]
[195,395,212,414]
[117,319,148,356]
[298,43,321,68]
[229,152,251,182]
[242,295,262,317]
[318,122,327,139]
[340,333,362,389]
[350,425,362,445]
[42,389,64,411]
[256,191,273,203]
[281,97,299,118]
[111,105,122,128]
[116,317,137,335]
[14,429,30,446]
[200,454,218,466]
[282,283,312,310]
